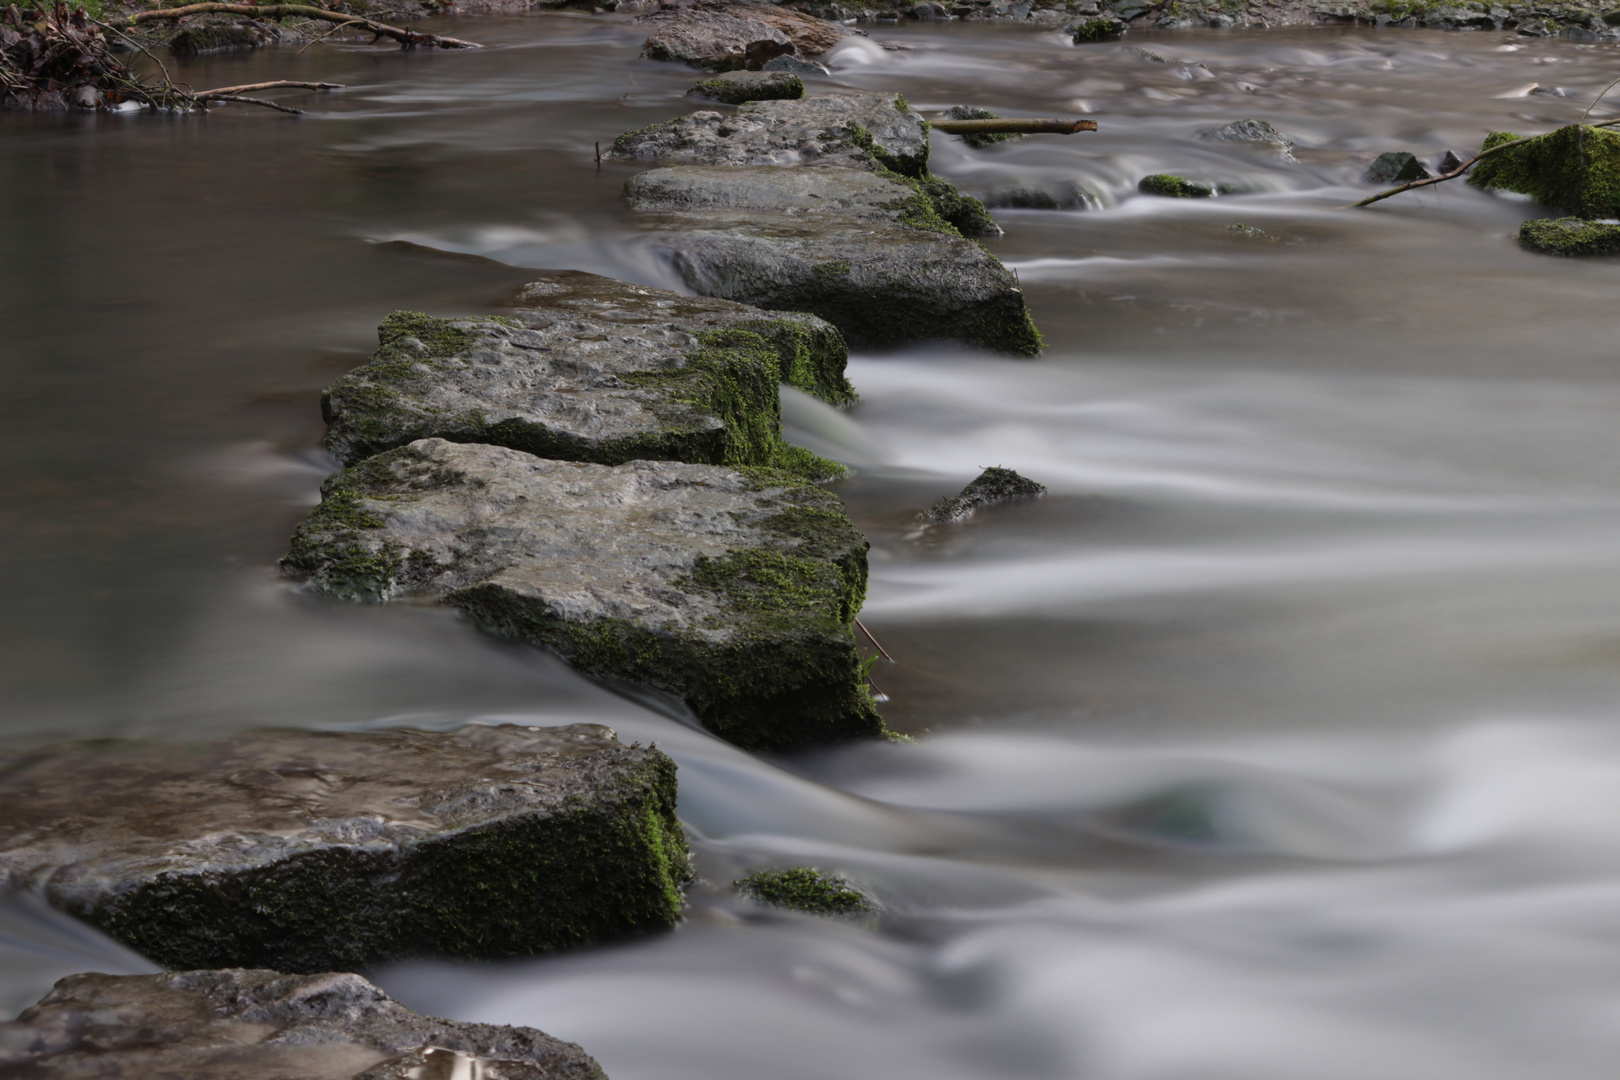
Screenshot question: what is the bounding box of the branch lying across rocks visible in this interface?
[104,3,481,49]
[931,117,1099,136]
[1353,117,1620,207]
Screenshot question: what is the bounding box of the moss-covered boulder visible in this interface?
[920,466,1046,522]
[1517,216,1620,256]
[628,164,1038,355]
[0,724,689,973]
[1070,15,1128,40]
[610,92,932,178]
[735,867,875,915]
[2,970,604,1079]
[282,439,884,750]
[1470,125,1620,218]
[693,69,804,104]
[320,271,852,473]
[1138,173,1213,198]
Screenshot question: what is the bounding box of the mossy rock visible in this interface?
[0,724,689,973]
[1138,173,1213,198]
[945,104,1021,149]
[320,271,852,476]
[1070,14,1128,39]
[1469,125,1620,219]
[1363,150,1430,184]
[1517,216,1620,256]
[920,466,1046,522]
[168,19,264,54]
[628,164,1038,355]
[735,867,875,915]
[693,69,804,104]
[282,439,885,751]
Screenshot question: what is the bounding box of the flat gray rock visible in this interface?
[626,164,1040,355]
[0,723,688,972]
[611,92,930,178]
[282,438,883,750]
[635,0,843,72]
[320,270,852,472]
[0,969,603,1079]
[692,68,804,104]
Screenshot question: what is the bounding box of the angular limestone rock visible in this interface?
[1518,216,1620,256]
[282,439,883,750]
[0,724,688,973]
[1470,126,1620,218]
[635,0,842,72]
[921,466,1047,522]
[0,969,604,1079]
[320,270,852,472]
[1197,118,1296,160]
[1363,151,1429,184]
[694,68,804,104]
[626,164,1038,354]
[611,91,931,178]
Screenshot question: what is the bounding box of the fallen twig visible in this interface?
[105,3,481,49]
[1352,117,1620,208]
[931,118,1099,136]
[194,80,344,94]
[194,91,304,113]
[855,618,894,664]
[298,19,364,55]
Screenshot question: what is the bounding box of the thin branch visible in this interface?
[92,16,176,93]
[195,91,304,113]
[1352,117,1620,208]
[855,618,894,664]
[931,117,1099,136]
[297,18,362,54]
[195,80,343,94]
[105,3,480,49]
[1582,72,1620,125]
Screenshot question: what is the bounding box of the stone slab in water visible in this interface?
[282,438,882,750]
[626,164,1039,355]
[634,0,842,72]
[693,68,804,104]
[320,270,852,469]
[1518,216,1620,255]
[0,723,687,973]
[1470,125,1620,218]
[0,969,604,1079]
[611,92,931,177]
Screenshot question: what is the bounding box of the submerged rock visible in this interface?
[1138,173,1213,198]
[1517,216,1620,255]
[921,466,1047,522]
[634,0,842,72]
[626,163,1038,354]
[945,104,1021,148]
[978,176,1100,210]
[1070,14,1128,39]
[283,438,884,750]
[319,271,852,474]
[1470,125,1620,218]
[694,68,804,103]
[735,867,875,915]
[1197,118,1296,160]
[0,724,688,972]
[167,19,265,55]
[762,52,831,76]
[611,91,932,177]
[1363,150,1430,184]
[0,969,604,1079]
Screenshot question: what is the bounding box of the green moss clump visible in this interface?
[1070,15,1128,41]
[1470,125,1620,219]
[1517,216,1620,256]
[280,473,406,602]
[1139,174,1214,198]
[844,118,931,180]
[735,867,875,916]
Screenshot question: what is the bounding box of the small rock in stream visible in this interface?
[762,53,831,76]
[634,0,843,72]
[283,438,884,751]
[0,724,688,972]
[1363,150,1430,184]
[0,969,604,1079]
[693,68,804,103]
[1138,173,1213,198]
[626,163,1038,354]
[1517,216,1620,256]
[735,867,875,915]
[1070,14,1128,39]
[1197,118,1296,160]
[921,466,1047,522]
[320,270,852,472]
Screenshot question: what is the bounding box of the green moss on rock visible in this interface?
[735,867,875,916]
[694,70,805,104]
[1071,15,1128,40]
[1139,174,1214,198]
[1470,125,1620,218]
[1517,216,1620,256]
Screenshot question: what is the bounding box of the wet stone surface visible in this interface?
[0,724,688,972]
[693,68,804,103]
[320,270,853,470]
[283,438,883,751]
[626,164,1038,354]
[921,466,1048,522]
[634,0,843,72]
[0,969,605,1079]
[1518,216,1620,255]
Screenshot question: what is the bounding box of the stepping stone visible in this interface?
[321,269,852,472]
[626,164,1040,355]
[0,723,688,972]
[282,438,883,751]
[693,69,804,104]
[0,969,603,1079]
[634,0,842,73]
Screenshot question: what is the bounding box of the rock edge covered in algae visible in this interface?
[922,466,1048,522]
[0,969,605,1080]
[735,866,876,915]
[283,439,884,751]
[0,723,689,973]
[1517,215,1620,255]
[1469,125,1620,218]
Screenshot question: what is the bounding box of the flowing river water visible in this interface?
[7,15,1620,1079]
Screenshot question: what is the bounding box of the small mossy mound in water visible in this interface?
[946,104,1021,149]
[736,867,876,915]
[693,69,804,104]
[1139,174,1214,198]
[1517,216,1620,256]
[921,466,1047,522]
[0,724,690,973]
[284,439,885,751]
[1070,15,1127,41]
[1469,125,1620,218]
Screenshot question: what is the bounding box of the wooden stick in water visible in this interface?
[931,118,1098,136]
